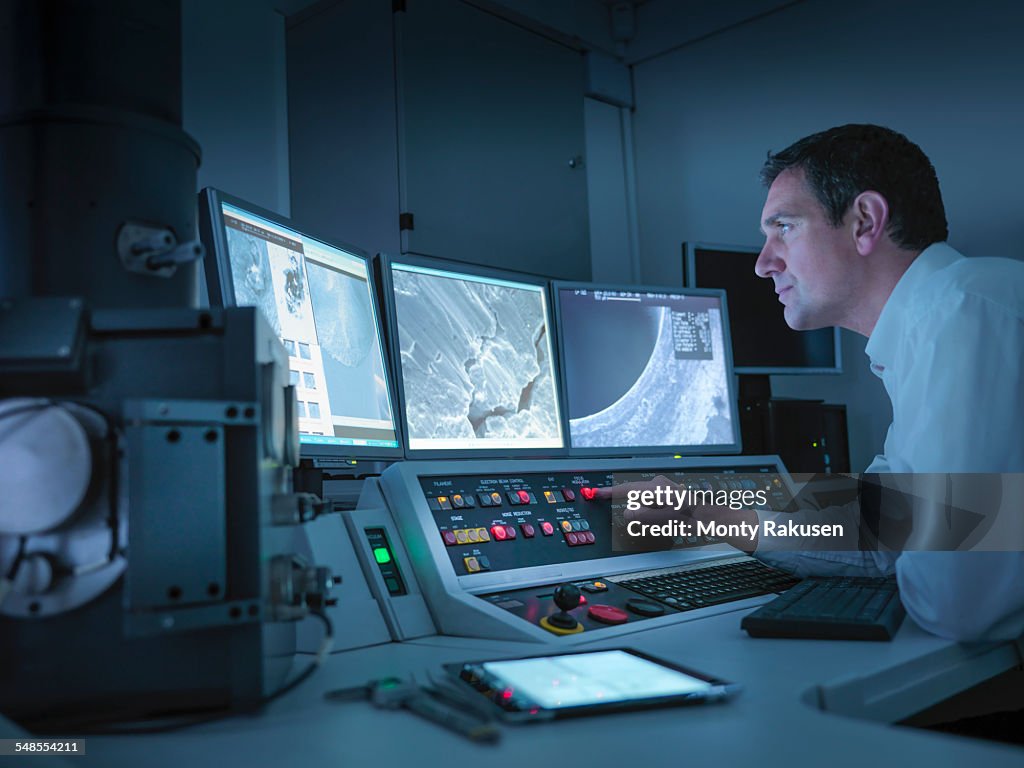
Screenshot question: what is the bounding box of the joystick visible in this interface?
[539,583,584,635]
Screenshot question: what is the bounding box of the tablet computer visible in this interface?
[444,648,740,722]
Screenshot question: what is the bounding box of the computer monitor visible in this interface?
[552,283,741,456]
[199,189,402,460]
[683,242,842,374]
[378,254,565,458]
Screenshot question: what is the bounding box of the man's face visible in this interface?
[755,168,856,330]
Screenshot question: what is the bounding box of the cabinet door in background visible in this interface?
[397,0,590,279]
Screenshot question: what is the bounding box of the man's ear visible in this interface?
[850,191,890,255]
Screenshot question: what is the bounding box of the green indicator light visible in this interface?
[373,547,392,565]
[812,442,819,448]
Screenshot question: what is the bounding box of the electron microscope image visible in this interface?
[392,267,561,444]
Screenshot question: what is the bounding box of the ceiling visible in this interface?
[273,0,802,64]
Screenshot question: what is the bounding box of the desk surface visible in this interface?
[38,605,1024,768]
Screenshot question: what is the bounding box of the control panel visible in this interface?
[353,456,797,644]
[420,467,789,577]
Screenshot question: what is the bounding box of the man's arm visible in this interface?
[754,502,898,578]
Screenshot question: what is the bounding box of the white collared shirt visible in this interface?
[864,242,1024,473]
[758,243,1024,640]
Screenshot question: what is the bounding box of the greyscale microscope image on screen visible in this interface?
[220,203,398,449]
[557,288,735,450]
[390,262,564,452]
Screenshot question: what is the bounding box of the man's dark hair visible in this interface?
[760,124,948,250]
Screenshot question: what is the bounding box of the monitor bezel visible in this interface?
[376,251,569,460]
[551,280,743,457]
[682,241,843,375]
[198,187,405,462]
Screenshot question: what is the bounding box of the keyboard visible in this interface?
[741,576,906,641]
[614,557,801,612]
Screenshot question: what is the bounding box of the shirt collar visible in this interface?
[864,242,964,374]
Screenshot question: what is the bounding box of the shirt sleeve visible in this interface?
[756,548,897,579]
[753,503,898,578]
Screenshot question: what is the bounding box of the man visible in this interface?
[751,124,1024,641]
[605,125,1024,641]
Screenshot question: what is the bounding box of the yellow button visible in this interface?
[455,529,469,543]
[478,527,491,542]
[594,581,606,589]
[467,529,480,542]
[544,491,556,503]
[463,556,480,573]
[561,520,573,532]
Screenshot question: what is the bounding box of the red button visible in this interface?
[566,532,579,545]
[540,522,555,536]
[578,594,588,605]
[520,523,536,538]
[588,604,629,625]
[583,531,595,544]
[504,525,517,539]
[491,525,507,541]
[442,531,457,546]
[562,488,576,502]
[580,487,597,501]
[517,490,531,504]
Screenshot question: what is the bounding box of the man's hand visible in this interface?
[593,476,760,552]
[593,475,685,526]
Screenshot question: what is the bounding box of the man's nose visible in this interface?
[755,242,781,278]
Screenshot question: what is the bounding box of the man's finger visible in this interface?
[592,475,680,505]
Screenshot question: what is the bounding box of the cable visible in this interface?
[0,400,54,422]
[0,400,55,447]
[59,399,124,563]
[0,537,27,607]
[100,414,122,562]
[263,610,335,705]
[5,536,26,581]
[47,610,337,735]
[311,499,333,521]
[31,706,238,736]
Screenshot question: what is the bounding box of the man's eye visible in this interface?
[776,222,792,235]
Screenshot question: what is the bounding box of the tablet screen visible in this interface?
[480,650,713,710]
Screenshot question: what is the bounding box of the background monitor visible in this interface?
[379,254,565,458]
[199,188,402,460]
[553,283,741,456]
[683,242,842,375]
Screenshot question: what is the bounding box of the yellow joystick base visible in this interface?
[540,615,584,635]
